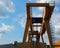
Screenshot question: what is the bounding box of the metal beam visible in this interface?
[27,3,49,7]
[41,35,45,48]
[22,3,32,45]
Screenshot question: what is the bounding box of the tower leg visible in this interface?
[45,19,54,48]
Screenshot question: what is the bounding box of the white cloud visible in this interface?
[36,0,60,3]
[36,0,52,3]
[12,13,26,29]
[54,7,60,12]
[37,7,44,11]
[54,23,60,32]
[0,23,14,39]
[50,13,60,42]
[0,0,15,12]
[32,13,43,17]
[28,0,60,4]
[53,0,60,3]
[0,23,14,32]
[0,16,9,18]
[51,13,60,25]
[15,13,26,28]
[5,1,15,12]
[0,0,15,18]
[0,10,9,18]
[19,19,26,28]
[0,7,9,18]
[54,35,60,38]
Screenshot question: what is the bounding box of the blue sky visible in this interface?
[0,0,60,45]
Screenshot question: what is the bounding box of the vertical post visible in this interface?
[36,33,40,48]
[28,34,32,48]
[22,4,32,48]
[41,35,46,48]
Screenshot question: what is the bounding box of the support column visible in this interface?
[41,35,45,48]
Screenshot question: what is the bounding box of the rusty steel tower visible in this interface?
[21,3,55,48]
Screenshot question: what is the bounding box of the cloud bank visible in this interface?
[0,23,14,39]
[0,0,15,18]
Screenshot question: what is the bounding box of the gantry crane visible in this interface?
[21,3,55,48]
